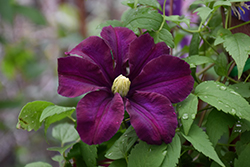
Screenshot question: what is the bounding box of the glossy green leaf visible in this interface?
[182,124,225,167]
[109,159,127,167]
[149,23,174,48]
[184,55,214,68]
[52,123,79,145]
[128,141,167,167]
[40,105,75,122]
[234,143,250,167]
[228,82,250,98]
[223,33,250,78]
[206,109,236,146]
[165,15,190,27]
[123,7,163,32]
[24,162,52,167]
[160,134,181,167]
[16,101,54,131]
[177,94,198,135]
[79,141,98,167]
[47,142,75,155]
[105,126,138,160]
[214,53,228,76]
[189,33,200,56]
[195,81,250,122]
[194,7,212,23]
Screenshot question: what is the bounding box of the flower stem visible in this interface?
[67,116,76,122]
[244,73,250,82]
[134,0,138,9]
[199,32,219,55]
[158,0,167,31]
[228,20,250,30]
[196,63,215,77]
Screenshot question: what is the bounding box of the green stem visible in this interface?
[225,76,239,83]
[67,116,76,122]
[217,143,236,147]
[225,7,230,29]
[158,0,167,31]
[228,20,250,30]
[199,32,219,55]
[196,63,215,76]
[134,0,138,9]
[244,73,250,82]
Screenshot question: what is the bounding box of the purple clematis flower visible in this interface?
[231,2,250,22]
[58,26,194,145]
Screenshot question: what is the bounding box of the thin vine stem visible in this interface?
[196,63,215,77]
[199,32,220,55]
[158,0,167,31]
[228,20,250,30]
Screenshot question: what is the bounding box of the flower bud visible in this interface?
[111,74,131,97]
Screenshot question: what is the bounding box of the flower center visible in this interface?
[111,74,131,97]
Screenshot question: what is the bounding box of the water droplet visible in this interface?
[230,108,236,115]
[149,149,152,152]
[236,87,239,89]
[31,121,34,123]
[238,112,242,116]
[205,87,209,90]
[230,91,239,96]
[182,113,189,120]
[107,153,112,156]
[204,96,208,98]
[124,134,128,137]
[220,86,227,90]
[191,114,196,119]
[25,115,28,118]
[236,123,241,128]
[218,101,223,104]
[225,104,229,108]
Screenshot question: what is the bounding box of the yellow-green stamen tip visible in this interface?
[111,74,131,97]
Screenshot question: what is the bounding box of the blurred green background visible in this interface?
[0,0,127,166]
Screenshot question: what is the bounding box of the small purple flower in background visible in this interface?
[58,26,194,145]
[231,2,250,22]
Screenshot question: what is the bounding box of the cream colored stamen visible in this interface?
[111,74,131,97]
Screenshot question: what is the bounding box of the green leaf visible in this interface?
[193,7,212,23]
[13,4,46,25]
[181,124,225,167]
[105,126,138,160]
[98,20,123,29]
[214,53,228,76]
[189,33,200,56]
[177,94,198,135]
[123,0,162,10]
[52,123,79,145]
[78,141,98,167]
[234,143,250,167]
[47,142,75,155]
[213,1,231,11]
[230,58,250,77]
[184,55,214,68]
[40,105,75,134]
[40,105,75,122]
[206,109,236,146]
[160,134,181,167]
[128,141,167,167]
[195,81,250,121]
[51,155,64,167]
[223,33,250,78]
[229,82,250,98]
[214,28,231,46]
[24,162,52,167]
[16,101,54,131]
[109,159,127,167]
[123,7,163,32]
[149,23,174,48]
[165,15,190,27]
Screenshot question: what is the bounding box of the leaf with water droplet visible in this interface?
[105,126,138,160]
[128,140,167,167]
[229,82,250,98]
[177,94,198,135]
[16,101,54,131]
[195,81,250,122]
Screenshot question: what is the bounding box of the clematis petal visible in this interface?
[128,33,170,80]
[126,91,177,145]
[65,36,114,82]
[130,55,194,103]
[58,56,110,98]
[76,90,124,145]
[101,26,137,76]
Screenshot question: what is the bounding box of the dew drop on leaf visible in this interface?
[219,86,227,90]
[182,113,189,120]
[231,108,236,115]
[191,114,196,119]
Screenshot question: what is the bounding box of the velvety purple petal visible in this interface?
[76,90,124,145]
[126,91,177,145]
[58,56,110,98]
[101,26,137,76]
[65,36,114,82]
[130,55,194,103]
[128,33,170,80]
